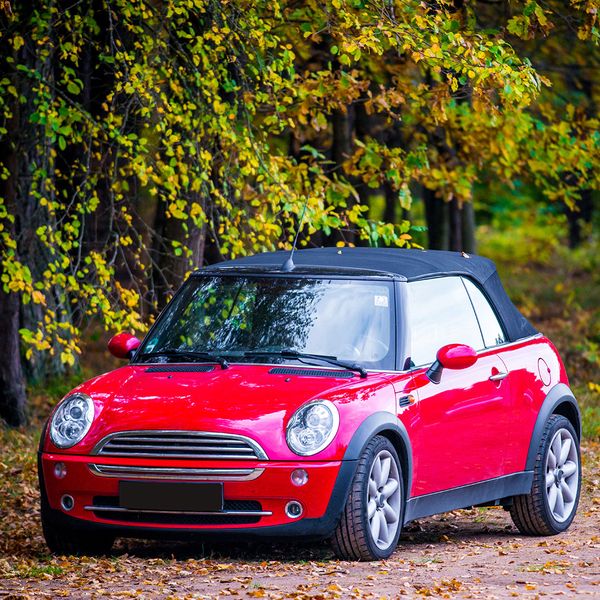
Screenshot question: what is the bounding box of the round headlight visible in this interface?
[286,400,339,456]
[50,393,94,449]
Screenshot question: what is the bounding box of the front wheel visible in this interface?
[510,415,581,535]
[41,499,114,556]
[331,435,404,560]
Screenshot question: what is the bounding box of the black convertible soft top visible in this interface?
[203,247,537,343]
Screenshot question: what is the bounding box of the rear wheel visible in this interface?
[331,436,404,560]
[510,415,580,535]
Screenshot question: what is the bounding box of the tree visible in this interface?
[0,0,598,425]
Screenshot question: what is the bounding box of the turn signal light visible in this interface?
[291,469,309,486]
[54,462,67,479]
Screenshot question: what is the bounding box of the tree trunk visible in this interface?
[447,199,477,253]
[330,107,356,245]
[424,188,449,249]
[0,287,27,426]
[461,200,476,253]
[150,199,184,308]
[0,59,27,425]
[448,198,462,251]
[383,182,397,225]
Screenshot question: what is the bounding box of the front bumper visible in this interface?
[40,452,356,539]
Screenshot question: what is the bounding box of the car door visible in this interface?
[406,276,512,496]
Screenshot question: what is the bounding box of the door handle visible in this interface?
[489,371,508,382]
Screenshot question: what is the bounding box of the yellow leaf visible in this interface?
[12,35,25,51]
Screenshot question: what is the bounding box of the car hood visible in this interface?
[50,363,395,460]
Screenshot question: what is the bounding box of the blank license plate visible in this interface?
[119,481,223,512]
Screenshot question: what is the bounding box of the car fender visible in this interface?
[342,411,413,500]
[525,383,581,471]
[311,411,413,537]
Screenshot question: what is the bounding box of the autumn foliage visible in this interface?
[0,0,599,424]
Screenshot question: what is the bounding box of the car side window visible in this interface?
[462,278,506,348]
[407,277,485,367]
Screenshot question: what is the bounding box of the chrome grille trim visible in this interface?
[84,505,272,517]
[91,430,268,460]
[89,464,264,481]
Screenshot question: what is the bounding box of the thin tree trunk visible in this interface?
[0,69,27,425]
[0,288,27,426]
[150,199,183,308]
[448,198,462,251]
[461,200,476,253]
[383,182,397,225]
[330,107,356,245]
[424,188,449,249]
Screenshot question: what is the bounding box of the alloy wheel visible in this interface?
[545,428,579,523]
[366,449,402,549]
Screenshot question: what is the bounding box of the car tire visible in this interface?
[331,435,404,561]
[510,415,581,536]
[41,496,114,556]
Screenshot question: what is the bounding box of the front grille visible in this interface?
[90,497,264,525]
[92,431,268,460]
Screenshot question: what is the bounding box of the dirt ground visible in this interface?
[1,444,598,600]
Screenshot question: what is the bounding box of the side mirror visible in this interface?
[426,343,477,384]
[108,332,141,359]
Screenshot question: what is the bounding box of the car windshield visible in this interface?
[136,275,395,370]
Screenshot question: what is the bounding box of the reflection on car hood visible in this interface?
[62,363,395,459]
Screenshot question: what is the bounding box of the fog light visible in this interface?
[285,500,303,519]
[290,468,308,487]
[61,494,74,511]
[54,462,67,479]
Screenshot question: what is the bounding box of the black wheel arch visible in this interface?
[342,411,413,503]
[525,383,581,471]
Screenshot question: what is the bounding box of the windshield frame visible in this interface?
[132,270,399,372]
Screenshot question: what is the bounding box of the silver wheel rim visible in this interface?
[366,449,401,550]
[545,428,579,523]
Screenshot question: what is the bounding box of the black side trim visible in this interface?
[343,411,413,498]
[145,365,215,373]
[38,419,49,453]
[403,471,533,524]
[268,367,354,378]
[525,383,581,471]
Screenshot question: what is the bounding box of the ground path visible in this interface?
[1,445,598,599]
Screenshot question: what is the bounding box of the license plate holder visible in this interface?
[119,481,224,512]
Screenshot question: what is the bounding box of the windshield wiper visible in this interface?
[138,350,229,370]
[244,349,367,378]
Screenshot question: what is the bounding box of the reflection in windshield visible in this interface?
[138,276,395,369]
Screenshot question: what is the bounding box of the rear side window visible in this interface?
[462,278,506,348]
[407,277,484,367]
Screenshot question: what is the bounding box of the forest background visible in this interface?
[0,0,598,431]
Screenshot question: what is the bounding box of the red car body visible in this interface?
[39,248,581,558]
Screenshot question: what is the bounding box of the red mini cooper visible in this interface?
[39,248,582,560]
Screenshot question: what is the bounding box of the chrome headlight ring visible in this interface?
[50,392,94,449]
[286,399,339,456]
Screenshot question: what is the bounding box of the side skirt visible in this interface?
[403,471,533,525]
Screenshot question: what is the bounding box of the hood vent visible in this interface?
[145,365,214,373]
[269,367,354,378]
